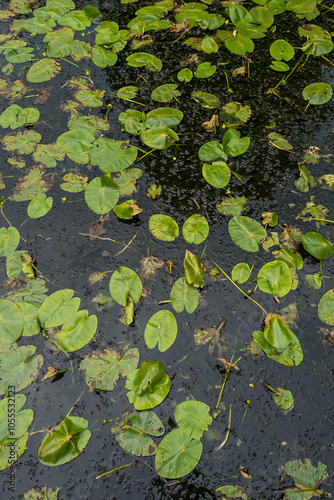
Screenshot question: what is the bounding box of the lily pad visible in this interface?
[0,394,34,444]
[253,329,303,366]
[281,459,330,499]
[273,388,294,411]
[0,104,40,129]
[151,84,180,102]
[174,400,212,440]
[182,214,209,245]
[302,232,334,260]
[126,52,162,71]
[27,194,53,219]
[26,58,61,83]
[257,260,292,297]
[38,289,80,328]
[109,266,142,306]
[80,346,139,391]
[146,107,183,128]
[0,226,20,256]
[59,310,97,352]
[170,277,199,314]
[318,289,334,325]
[18,302,40,337]
[229,216,267,252]
[38,416,91,466]
[126,360,170,410]
[0,299,23,344]
[231,262,250,284]
[263,313,293,348]
[149,214,179,241]
[112,410,164,456]
[302,82,333,106]
[141,127,179,149]
[85,175,120,214]
[2,131,41,155]
[144,310,177,352]
[217,196,247,216]
[155,428,203,479]
[0,345,44,395]
[202,161,231,188]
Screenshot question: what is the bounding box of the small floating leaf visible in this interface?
[109,266,142,307]
[273,388,294,411]
[149,214,179,241]
[202,161,231,188]
[182,214,209,244]
[302,232,334,260]
[0,299,23,343]
[170,277,199,314]
[302,82,333,106]
[318,289,334,325]
[228,216,267,252]
[282,459,329,498]
[151,84,180,102]
[141,127,179,149]
[27,194,53,219]
[84,176,120,214]
[0,345,44,395]
[59,310,98,352]
[231,262,250,284]
[126,360,170,410]
[38,289,80,328]
[0,227,20,256]
[184,250,205,288]
[38,416,91,466]
[270,39,295,61]
[257,260,292,297]
[263,313,293,349]
[26,58,61,83]
[144,310,177,352]
[174,400,212,440]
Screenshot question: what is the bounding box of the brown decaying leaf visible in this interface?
[320,327,334,344]
[33,88,52,105]
[216,357,239,371]
[180,53,200,67]
[89,213,110,238]
[41,366,57,381]
[201,115,219,132]
[239,466,252,478]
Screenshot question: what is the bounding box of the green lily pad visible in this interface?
[59,310,97,352]
[270,39,295,61]
[113,168,143,196]
[89,138,137,172]
[2,131,41,154]
[231,262,250,284]
[257,260,292,297]
[252,329,303,366]
[18,302,40,337]
[38,416,91,466]
[302,232,334,260]
[144,309,177,352]
[0,104,40,129]
[149,214,179,241]
[263,313,293,348]
[184,250,205,288]
[318,289,334,325]
[174,400,212,440]
[202,161,231,188]
[118,109,146,134]
[155,428,202,479]
[178,68,193,82]
[217,196,247,216]
[273,388,294,411]
[26,58,61,83]
[27,194,53,219]
[0,394,34,444]
[146,107,183,128]
[85,175,119,214]
[282,459,329,499]
[109,266,142,306]
[0,227,20,256]
[80,346,139,391]
[38,289,80,328]
[302,82,333,106]
[191,91,220,108]
[215,485,248,499]
[0,344,44,395]
[141,127,179,149]
[126,360,170,410]
[229,216,267,252]
[23,487,61,500]
[33,143,65,168]
[222,129,250,157]
[60,173,88,193]
[0,432,28,472]
[112,410,164,456]
[182,214,209,244]
[57,130,95,164]
[0,299,23,344]
[198,141,226,162]
[151,84,180,102]
[126,52,162,71]
[170,277,199,314]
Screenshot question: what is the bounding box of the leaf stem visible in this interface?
[212,260,268,315]
[96,463,132,479]
[214,404,232,451]
[123,450,168,484]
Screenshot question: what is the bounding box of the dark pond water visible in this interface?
[0,0,334,498]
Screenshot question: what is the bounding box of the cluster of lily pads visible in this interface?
[0,0,333,496]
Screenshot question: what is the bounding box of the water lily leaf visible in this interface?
[0,298,23,343]
[144,310,177,352]
[232,262,250,284]
[268,132,293,151]
[286,0,317,14]
[27,194,53,218]
[75,89,105,107]
[273,388,294,411]
[4,47,34,63]
[183,214,209,245]
[191,90,220,108]
[201,36,218,53]
[26,58,61,83]
[0,394,34,444]
[170,277,199,314]
[203,161,231,188]
[0,226,20,256]
[270,60,290,71]
[70,40,91,61]
[275,247,303,270]
[33,143,65,168]
[113,168,142,196]
[2,131,41,154]
[23,486,61,500]
[92,46,118,68]
[216,485,248,499]
[198,141,226,162]
[225,34,254,55]
[95,20,119,45]
[250,6,274,27]
[318,289,334,325]
[38,416,91,466]
[9,166,53,202]
[57,11,91,30]
[116,86,138,99]
[68,115,109,134]
[126,360,170,410]
[60,172,88,193]
[112,410,164,456]
[257,260,292,297]
[84,175,120,214]
[155,428,202,479]
[5,250,33,279]
[177,68,193,82]
[253,329,303,366]
[146,108,183,128]
[264,313,293,348]
[302,82,333,105]
[113,199,142,219]
[220,102,251,127]
[118,109,146,134]
[270,39,295,61]
[57,130,95,164]
[229,216,267,252]
[302,232,334,260]
[281,459,329,499]
[0,104,39,129]
[194,62,216,78]
[80,346,139,391]
[89,138,137,172]
[109,266,142,306]
[17,301,40,337]
[151,84,181,102]
[223,129,250,157]
[0,345,44,395]
[149,214,179,241]
[38,289,80,328]
[174,400,212,440]
[217,196,247,216]
[184,250,205,288]
[58,311,97,352]
[6,278,48,306]
[44,27,74,58]
[126,52,162,71]
[13,17,56,34]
